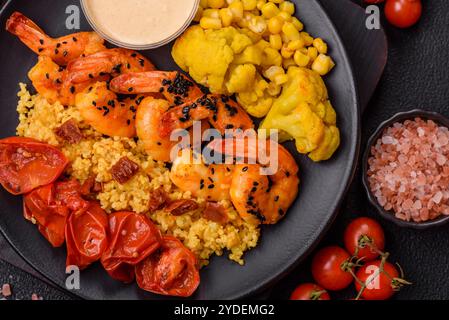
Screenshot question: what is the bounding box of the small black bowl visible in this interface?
[362,109,449,229]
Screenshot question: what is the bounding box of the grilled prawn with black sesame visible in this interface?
[110,72,254,137]
[208,138,300,225]
[6,12,106,66]
[66,48,156,84]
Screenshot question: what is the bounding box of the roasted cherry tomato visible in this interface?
[23,180,89,247]
[136,236,200,297]
[385,0,422,28]
[311,246,353,291]
[355,260,400,300]
[65,201,108,270]
[0,137,68,195]
[101,211,162,283]
[344,217,385,261]
[290,283,330,300]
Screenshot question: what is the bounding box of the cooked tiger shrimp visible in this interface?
[208,138,300,225]
[110,71,204,105]
[75,82,139,137]
[159,95,254,138]
[170,149,235,202]
[67,48,156,84]
[28,56,108,106]
[6,12,106,65]
[136,97,211,162]
[110,72,254,137]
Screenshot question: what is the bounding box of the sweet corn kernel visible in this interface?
[220,8,234,27]
[200,17,223,29]
[307,46,318,61]
[312,54,335,75]
[263,65,284,80]
[287,39,305,51]
[282,58,296,68]
[200,0,209,8]
[268,16,284,34]
[208,0,226,9]
[281,45,294,59]
[291,17,304,31]
[229,1,244,19]
[242,0,257,10]
[274,74,289,85]
[269,34,282,50]
[256,0,267,10]
[261,2,280,19]
[203,9,220,18]
[313,38,328,54]
[300,32,314,46]
[279,1,295,15]
[249,16,267,34]
[293,50,310,67]
[282,22,300,41]
[270,0,284,4]
[277,11,292,22]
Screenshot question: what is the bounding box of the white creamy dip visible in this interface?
[83,0,198,47]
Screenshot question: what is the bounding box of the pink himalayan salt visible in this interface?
[2,284,11,297]
[368,117,449,223]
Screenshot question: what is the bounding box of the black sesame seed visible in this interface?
[208,184,215,189]
[89,74,94,79]
[38,48,44,52]
[127,119,131,125]
[70,86,75,94]
[45,73,49,79]
[242,166,249,172]
[274,195,279,202]
[72,37,78,42]
[131,53,137,58]
[39,39,44,45]
[56,43,61,48]
[128,87,134,92]
[63,50,68,57]
[54,49,59,55]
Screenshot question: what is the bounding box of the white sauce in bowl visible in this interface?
[82,0,198,48]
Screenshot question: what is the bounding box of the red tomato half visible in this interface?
[101,211,162,283]
[0,137,68,195]
[65,202,109,270]
[23,180,90,247]
[136,236,200,297]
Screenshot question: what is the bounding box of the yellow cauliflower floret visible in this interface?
[172,26,235,94]
[261,67,340,161]
[226,64,257,93]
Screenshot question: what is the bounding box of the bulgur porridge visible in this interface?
[16,83,259,266]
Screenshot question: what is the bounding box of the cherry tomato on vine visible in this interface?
[311,246,354,291]
[290,283,330,300]
[355,260,400,300]
[344,217,385,261]
[385,0,422,28]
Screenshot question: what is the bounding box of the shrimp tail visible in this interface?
[6,12,49,54]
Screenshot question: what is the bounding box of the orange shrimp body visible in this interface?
[6,12,106,66]
[67,49,156,84]
[75,82,138,138]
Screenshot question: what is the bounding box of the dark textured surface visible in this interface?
[271,0,449,300]
[2,0,448,300]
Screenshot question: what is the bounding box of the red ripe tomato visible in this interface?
[355,260,399,300]
[311,246,353,291]
[101,211,162,283]
[65,202,109,270]
[385,0,422,28]
[344,217,385,261]
[136,236,200,297]
[23,180,89,247]
[290,283,330,300]
[0,137,68,195]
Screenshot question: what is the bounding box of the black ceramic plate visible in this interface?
[0,0,360,300]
